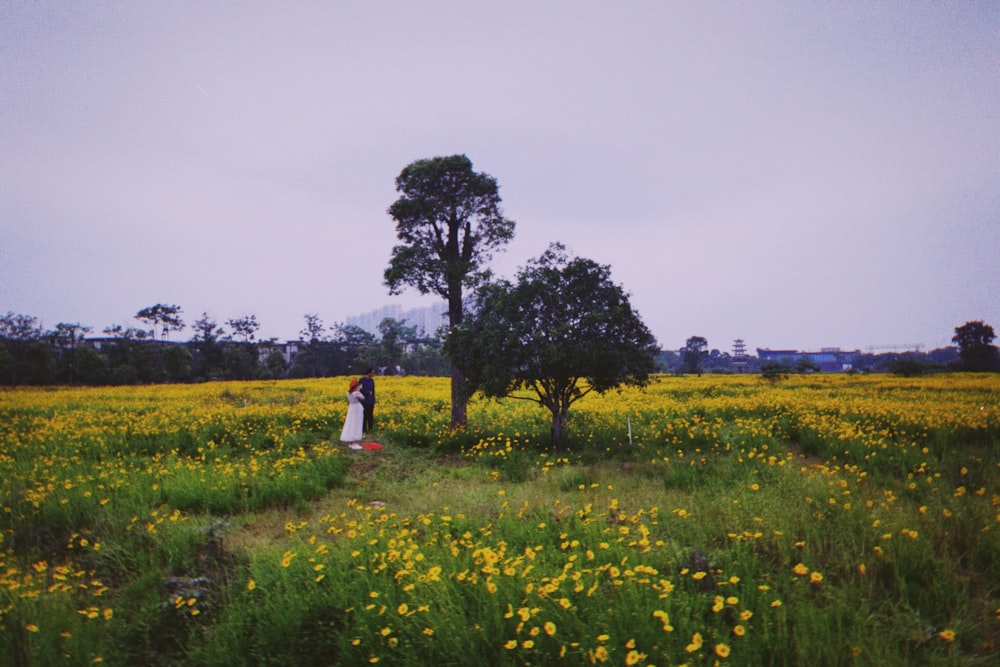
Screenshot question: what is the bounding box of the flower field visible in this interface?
[1,374,998,665]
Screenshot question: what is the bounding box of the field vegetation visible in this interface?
[1,374,998,665]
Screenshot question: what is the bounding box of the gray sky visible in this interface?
[2,2,998,353]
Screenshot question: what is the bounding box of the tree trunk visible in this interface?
[447,286,467,429]
[450,366,467,429]
[550,409,568,445]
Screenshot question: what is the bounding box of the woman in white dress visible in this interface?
[339,378,365,444]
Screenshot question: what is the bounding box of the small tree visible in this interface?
[385,154,515,428]
[760,361,790,383]
[952,320,999,372]
[0,312,46,385]
[447,244,659,446]
[681,336,708,375]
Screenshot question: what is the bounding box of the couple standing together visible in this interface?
[339,368,376,444]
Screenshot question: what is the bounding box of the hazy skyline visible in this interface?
[3,2,998,353]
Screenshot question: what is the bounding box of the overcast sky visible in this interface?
[2,2,998,353]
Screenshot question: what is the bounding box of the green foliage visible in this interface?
[681,335,708,375]
[952,320,1000,371]
[135,303,185,340]
[163,344,193,382]
[447,244,659,445]
[385,154,515,303]
[889,357,934,377]
[760,361,790,383]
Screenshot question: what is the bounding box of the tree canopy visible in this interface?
[681,336,708,375]
[385,154,515,427]
[136,303,185,340]
[446,244,659,445]
[952,320,999,372]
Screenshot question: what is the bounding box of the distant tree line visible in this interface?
[0,306,450,387]
[3,305,994,388]
[665,321,997,377]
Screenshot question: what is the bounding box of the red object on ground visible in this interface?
[362,442,382,451]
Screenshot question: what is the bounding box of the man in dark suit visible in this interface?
[359,368,376,434]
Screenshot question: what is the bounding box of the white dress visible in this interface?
[340,389,365,442]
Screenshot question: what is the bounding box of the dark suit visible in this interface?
[359,375,375,433]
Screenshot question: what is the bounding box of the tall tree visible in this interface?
[299,314,327,343]
[192,312,226,344]
[446,244,659,445]
[135,304,185,340]
[952,320,999,372]
[48,322,92,384]
[377,317,419,374]
[385,154,515,428]
[227,315,260,344]
[191,313,226,379]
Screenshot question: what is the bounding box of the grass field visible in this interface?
[1,374,998,665]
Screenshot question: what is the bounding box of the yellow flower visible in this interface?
[625,649,645,665]
[685,632,703,652]
[26,624,39,633]
[544,621,557,636]
[792,562,809,576]
[733,624,746,636]
[503,640,517,650]
[652,610,673,631]
[247,579,256,591]
[938,629,956,642]
[593,645,609,663]
[809,571,824,584]
[715,643,731,658]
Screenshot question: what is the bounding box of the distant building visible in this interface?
[345,302,448,337]
[732,339,750,373]
[257,339,304,366]
[756,347,860,372]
